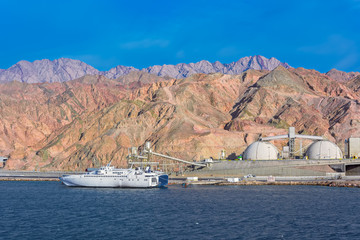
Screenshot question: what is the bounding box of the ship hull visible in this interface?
[60,174,168,188]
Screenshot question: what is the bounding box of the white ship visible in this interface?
[60,162,168,188]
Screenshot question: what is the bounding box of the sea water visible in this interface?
[1,181,360,239]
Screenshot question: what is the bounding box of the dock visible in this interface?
[2,170,360,188]
[0,170,83,181]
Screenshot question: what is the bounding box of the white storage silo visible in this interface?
[243,141,279,160]
[305,140,342,160]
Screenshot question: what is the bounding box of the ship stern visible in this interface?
[158,174,168,187]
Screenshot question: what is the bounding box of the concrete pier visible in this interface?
[0,170,83,181]
[185,158,360,177]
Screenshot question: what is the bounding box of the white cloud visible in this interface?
[120,39,170,50]
[176,50,185,59]
[335,52,358,70]
[299,35,356,55]
[298,35,358,70]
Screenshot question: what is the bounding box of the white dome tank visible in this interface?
[243,141,279,160]
[306,140,343,159]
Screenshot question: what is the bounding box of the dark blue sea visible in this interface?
[1,181,360,240]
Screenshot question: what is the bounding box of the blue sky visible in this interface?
[0,0,359,72]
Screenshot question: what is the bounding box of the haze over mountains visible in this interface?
[0,55,290,83]
[1,55,360,171]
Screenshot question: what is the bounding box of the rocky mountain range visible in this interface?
[142,55,290,78]
[1,64,360,171]
[325,69,360,82]
[0,55,290,83]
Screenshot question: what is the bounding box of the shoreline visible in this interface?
[1,176,360,188]
[2,170,360,188]
[214,180,360,188]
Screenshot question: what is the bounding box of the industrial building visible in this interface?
[305,141,343,160]
[240,127,349,161]
[129,127,360,178]
[242,141,279,160]
[187,127,360,177]
[345,137,360,159]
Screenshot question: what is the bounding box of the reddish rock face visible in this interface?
[326,69,360,83]
[2,67,360,171]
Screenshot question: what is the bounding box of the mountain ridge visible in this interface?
[325,69,360,82]
[0,55,290,83]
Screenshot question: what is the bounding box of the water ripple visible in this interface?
[1,182,360,239]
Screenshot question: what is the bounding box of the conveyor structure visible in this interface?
[127,142,206,168]
[260,127,324,158]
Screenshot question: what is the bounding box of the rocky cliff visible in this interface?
[2,65,360,171]
[326,69,360,82]
[0,58,100,83]
[142,55,290,78]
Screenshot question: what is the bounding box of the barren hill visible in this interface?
[326,69,360,82]
[2,67,360,171]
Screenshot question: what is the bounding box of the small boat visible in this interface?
[60,162,168,188]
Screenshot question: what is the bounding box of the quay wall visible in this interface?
[186,159,360,177]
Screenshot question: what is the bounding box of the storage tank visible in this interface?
[305,140,343,159]
[243,141,279,160]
